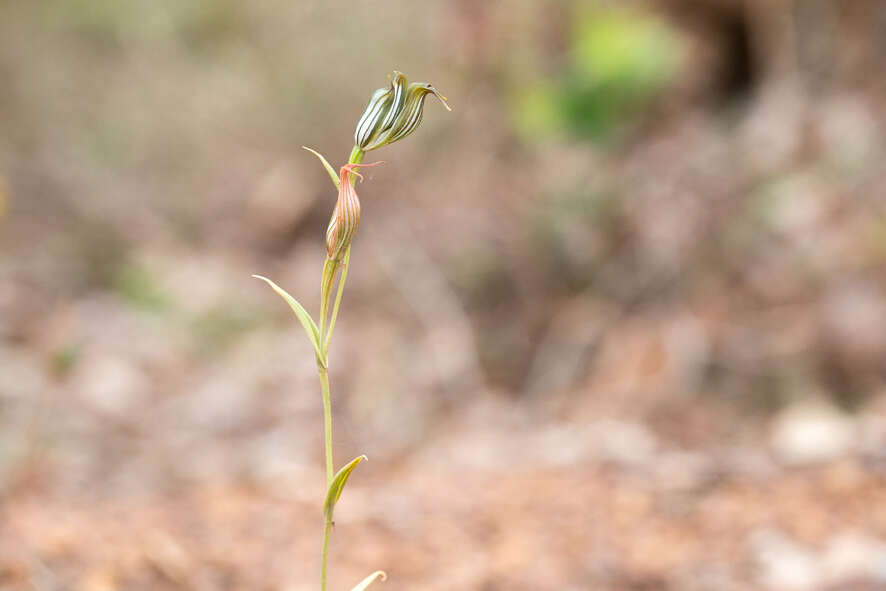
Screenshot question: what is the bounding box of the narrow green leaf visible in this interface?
[252,275,325,365]
[323,454,367,521]
[350,571,386,591]
[302,146,340,190]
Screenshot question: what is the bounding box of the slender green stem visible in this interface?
[321,518,333,591]
[318,359,334,591]
[323,247,351,356]
[349,145,364,167]
[318,145,365,591]
[318,362,334,485]
[319,258,337,341]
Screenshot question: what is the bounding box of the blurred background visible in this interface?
[2,0,886,589]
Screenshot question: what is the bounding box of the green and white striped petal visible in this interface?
[354,87,393,149]
[378,71,408,132]
[354,71,450,152]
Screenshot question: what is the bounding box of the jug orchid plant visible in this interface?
[254,71,449,591]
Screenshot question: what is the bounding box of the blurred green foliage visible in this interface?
[189,304,262,356]
[111,261,170,311]
[532,187,620,291]
[40,0,243,49]
[514,5,682,143]
[51,344,81,377]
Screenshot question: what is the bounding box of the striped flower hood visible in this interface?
[325,161,383,262]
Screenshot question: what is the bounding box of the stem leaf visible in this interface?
[323,454,367,521]
[350,571,387,591]
[303,146,340,190]
[252,275,325,364]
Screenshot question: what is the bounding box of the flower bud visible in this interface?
[353,71,450,151]
[325,161,383,262]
